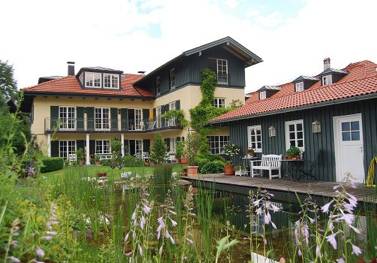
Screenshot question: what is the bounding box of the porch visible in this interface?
[181,173,377,205]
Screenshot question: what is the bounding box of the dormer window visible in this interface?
[85,72,101,88]
[217,59,228,85]
[103,73,119,89]
[169,68,176,90]
[295,82,304,92]
[259,91,267,100]
[322,75,332,86]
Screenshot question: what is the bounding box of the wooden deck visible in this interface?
[181,174,377,205]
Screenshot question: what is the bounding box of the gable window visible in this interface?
[247,125,262,153]
[156,76,161,96]
[208,136,229,154]
[322,75,332,86]
[95,108,110,130]
[103,73,119,89]
[285,119,304,151]
[216,59,228,84]
[259,91,267,100]
[169,68,176,90]
[295,82,304,92]
[95,140,111,155]
[59,140,76,160]
[59,106,76,130]
[213,98,225,108]
[85,72,102,88]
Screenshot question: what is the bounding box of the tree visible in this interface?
[150,134,167,164]
[0,60,18,108]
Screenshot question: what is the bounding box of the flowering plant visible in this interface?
[223,144,240,163]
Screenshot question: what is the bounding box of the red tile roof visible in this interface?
[212,60,377,123]
[23,73,154,98]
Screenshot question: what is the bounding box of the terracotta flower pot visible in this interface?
[187,166,198,176]
[179,157,188,164]
[224,163,235,176]
[96,172,107,177]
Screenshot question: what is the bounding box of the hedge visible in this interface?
[40,157,64,173]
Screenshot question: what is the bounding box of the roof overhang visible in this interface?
[23,91,154,100]
[210,92,377,125]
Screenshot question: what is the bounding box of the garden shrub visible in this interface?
[122,154,144,167]
[150,134,167,164]
[40,157,64,173]
[200,160,225,174]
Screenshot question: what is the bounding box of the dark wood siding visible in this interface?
[138,46,246,97]
[228,98,377,182]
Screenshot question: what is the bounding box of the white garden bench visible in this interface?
[251,154,282,180]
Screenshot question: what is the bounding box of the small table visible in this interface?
[280,159,305,180]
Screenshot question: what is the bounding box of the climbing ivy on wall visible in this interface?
[190,69,232,131]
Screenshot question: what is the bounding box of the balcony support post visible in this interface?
[47,134,51,157]
[121,133,125,157]
[86,133,90,165]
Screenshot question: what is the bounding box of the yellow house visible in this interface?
[22,36,262,164]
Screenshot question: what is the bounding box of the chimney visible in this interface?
[323,57,331,70]
[67,61,75,76]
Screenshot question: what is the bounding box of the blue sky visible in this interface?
[0,0,376,92]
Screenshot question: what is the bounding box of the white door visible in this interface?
[333,113,365,183]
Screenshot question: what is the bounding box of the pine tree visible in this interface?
[0,60,18,109]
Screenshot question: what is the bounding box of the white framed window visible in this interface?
[216,59,228,84]
[85,72,102,88]
[156,106,162,128]
[322,75,332,86]
[134,109,143,130]
[295,82,304,92]
[156,76,161,96]
[103,73,119,89]
[95,140,111,155]
[59,106,76,130]
[168,101,176,126]
[169,68,176,90]
[285,119,305,151]
[95,108,110,130]
[169,137,176,153]
[247,125,262,153]
[208,136,229,155]
[135,140,143,155]
[59,140,76,159]
[259,91,267,100]
[213,98,225,108]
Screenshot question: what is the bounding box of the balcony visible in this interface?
[44,118,182,133]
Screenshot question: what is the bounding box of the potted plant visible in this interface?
[246,148,255,158]
[223,143,241,176]
[286,146,301,160]
[76,148,85,166]
[186,132,199,176]
[176,141,188,164]
[95,154,101,166]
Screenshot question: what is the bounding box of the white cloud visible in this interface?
[0,0,376,92]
